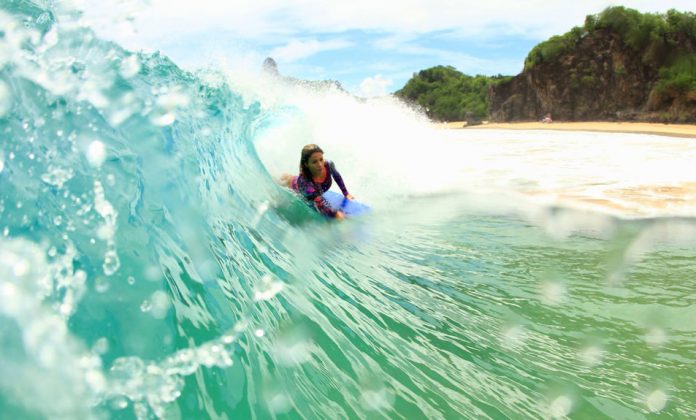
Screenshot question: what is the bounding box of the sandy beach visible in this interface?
[432,120,696,216]
[440,121,696,138]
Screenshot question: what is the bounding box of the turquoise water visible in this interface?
[1,3,695,419]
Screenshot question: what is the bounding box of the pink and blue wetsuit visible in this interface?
[291,160,350,218]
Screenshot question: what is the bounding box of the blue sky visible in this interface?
[82,0,695,96]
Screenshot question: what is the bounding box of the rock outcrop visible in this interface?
[490,29,696,123]
[262,57,345,93]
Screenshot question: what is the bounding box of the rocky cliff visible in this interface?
[490,15,696,123]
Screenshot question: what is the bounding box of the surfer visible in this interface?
[280,144,354,219]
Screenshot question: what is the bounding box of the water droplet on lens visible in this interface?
[578,345,604,367]
[86,140,106,167]
[549,395,573,418]
[85,369,106,392]
[13,259,29,276]
[140,300,152,312]
[93,337,109,354]
[151,112,176,126]
[233,319,249,333]
[95,277,109,293]
[110,396,129,410]
[540,280,567,305]
[646,389,667,412]
[59,302,73,316]
[1,283,17,300]
[253,274,284,301]
[501,325,527,349]
[267,392,291,414]
[360,388,395,411]
[41,166,74,188]
[120,55,141,78]
[645,327,667,347]
[273,330,312,366]
[145,265,160,281]
[149,290,170,319]
[103,249,120,276]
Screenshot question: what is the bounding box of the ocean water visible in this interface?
[1,2,696,419]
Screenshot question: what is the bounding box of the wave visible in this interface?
[0,2,288,417]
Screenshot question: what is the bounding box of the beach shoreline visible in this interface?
[438,121,696,138]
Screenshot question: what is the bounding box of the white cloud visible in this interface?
[81,0,696,50]
[75,0,696,92]
[269,39,353,62]
[359,75,393,97]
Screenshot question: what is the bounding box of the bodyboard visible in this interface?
[322,190,370,216]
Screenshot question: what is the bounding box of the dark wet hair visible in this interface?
[299,144,323,179]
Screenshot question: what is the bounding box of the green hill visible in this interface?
[394,66,510,122]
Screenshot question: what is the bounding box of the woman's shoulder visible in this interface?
[296,173,311,184]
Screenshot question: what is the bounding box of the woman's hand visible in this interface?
[345,194,354,200]
[335,211,346,220]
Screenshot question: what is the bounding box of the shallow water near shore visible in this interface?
[1,3,696,419]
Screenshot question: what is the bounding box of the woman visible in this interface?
[280,144,354,219]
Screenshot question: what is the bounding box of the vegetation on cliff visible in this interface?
[524,7,696,108]
[526,8,696,70]
[396,7,696,123]
[394,66,510,121]
[488,6,696,122]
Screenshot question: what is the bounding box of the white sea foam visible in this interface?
[248,76,696,220]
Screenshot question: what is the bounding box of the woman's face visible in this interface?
[306,151,325,177]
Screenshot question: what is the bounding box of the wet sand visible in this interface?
[439,121,696,139]
[525,183,696,217]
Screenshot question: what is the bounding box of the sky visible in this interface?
[80,0,695,97]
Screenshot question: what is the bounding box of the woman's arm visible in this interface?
[328,161,350,196]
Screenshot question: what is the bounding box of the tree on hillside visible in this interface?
[526,6,696,72]
[395,66,510,121]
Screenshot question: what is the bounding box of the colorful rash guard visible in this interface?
[291,160,349,217]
